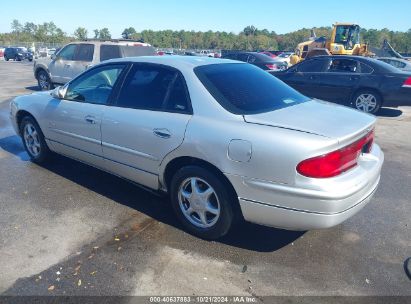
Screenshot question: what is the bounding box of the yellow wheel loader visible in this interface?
[290,23,374,65]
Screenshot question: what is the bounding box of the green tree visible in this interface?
[74,27,88,40]
[99,28,111,40]
[122,27,137,39]
[93,29,100,39]
[11,19,22,33]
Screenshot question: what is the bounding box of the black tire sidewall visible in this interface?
[352,90,381,114]
[20,116,49,163]
[170,166,235,239]
[37,70,51,91]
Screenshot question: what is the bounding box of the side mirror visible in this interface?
[50,54,56,60]
[50,86,66,99]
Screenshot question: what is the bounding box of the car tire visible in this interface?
[170,165,236,240]
[352,90,382,114]
[15,55,20,61]
[20,116,51,163]
[37,70,53,91]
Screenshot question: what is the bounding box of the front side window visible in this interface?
[65,64,125,104]
[58,44,77,61]
[296,58,329,72]
[117,65,190,113]
[74,44,94,62]
[195,63,309,114]
[328,59,358,73]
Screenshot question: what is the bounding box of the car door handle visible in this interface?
[309,75,316,80]
[85,115,97,124]
[153,128,171,139]
[350,76,360,81]
[64,64,71,68]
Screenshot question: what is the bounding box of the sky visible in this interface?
[1,0,410,38]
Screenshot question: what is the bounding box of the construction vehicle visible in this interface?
[290,23,373,65]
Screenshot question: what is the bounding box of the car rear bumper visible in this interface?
[225,144,384,230]
[238,176,379,230]
[383,88,411,107]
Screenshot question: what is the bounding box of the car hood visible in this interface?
[243,99,376,141]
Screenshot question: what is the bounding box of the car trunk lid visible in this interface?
[243,99,376,142]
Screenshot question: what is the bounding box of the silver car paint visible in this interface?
[11,56,384,230]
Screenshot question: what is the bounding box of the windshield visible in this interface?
[335,25,360,46]
[194,63,309,115]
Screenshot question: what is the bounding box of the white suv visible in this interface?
[34,40,155,90]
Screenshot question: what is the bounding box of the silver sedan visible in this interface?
[10,56,384,239]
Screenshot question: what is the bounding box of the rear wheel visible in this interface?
[20,116,50,163]
[4,56,9,61]
[352,90,382,114]
[170,166,236,239]
[37,70,53,91]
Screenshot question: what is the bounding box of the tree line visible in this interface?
[1,19,411,53]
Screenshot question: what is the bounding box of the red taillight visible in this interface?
[266,64,277,70]
[403,77,411,88]
[297,130,374,178]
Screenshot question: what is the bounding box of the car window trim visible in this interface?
[111,62,193,115]
[63,62,130,106]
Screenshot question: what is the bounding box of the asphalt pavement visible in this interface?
[0,60,410,296]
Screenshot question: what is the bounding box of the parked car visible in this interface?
[10,56,383,239]
[271,52,294,68]
[33,40,156,90]
[198,50,215,57]
[222,52,281,71]
[377,57,411,72]
[259,51,277,58]
[272,55,411,114]
[4,47,32,61]
[0,47,5,58]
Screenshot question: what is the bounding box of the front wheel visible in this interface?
[37,70,53,91]
[352,90,382,114]
[20,116,51,163]
[170,166,236,239]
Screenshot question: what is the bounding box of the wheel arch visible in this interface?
[162,156,243,219]
[34,66,50,79]
[16,110,38,136]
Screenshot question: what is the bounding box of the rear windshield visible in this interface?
[120,45,156,57]
[194,63,309,114]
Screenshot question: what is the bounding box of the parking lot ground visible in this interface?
[0,60,410,296]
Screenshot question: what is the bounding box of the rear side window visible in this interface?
[58,44,77,60]
[120,45,156,57]
[296,59,328,72]
[74,44,94,62]
[100,45,121,61]
[195,63,309,115]
[328,59,358,73]
[117,65,191,113]
[359,63,374,74]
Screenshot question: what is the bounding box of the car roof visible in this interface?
[305,55,404,73]
[104,55,242,70]
[378,57,410,63]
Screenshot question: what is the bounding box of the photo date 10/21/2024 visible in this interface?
[148,296,258,303]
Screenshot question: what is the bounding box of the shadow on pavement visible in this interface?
[377,108,403,117]
[0,135,30,161]
[0,134,302,252]
[25,86,41,92]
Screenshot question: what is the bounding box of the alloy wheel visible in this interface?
[355,93,377,113]
[38,72,49,90]
[178,177,221,229]
[23,123,41,157]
